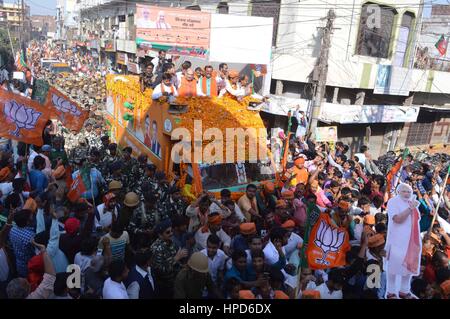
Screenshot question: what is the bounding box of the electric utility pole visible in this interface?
[309,9,336,132]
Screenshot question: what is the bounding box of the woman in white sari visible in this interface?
[385,183,422,299]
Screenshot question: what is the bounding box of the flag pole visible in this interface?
[393,148,409,192]
[427,166,450,237]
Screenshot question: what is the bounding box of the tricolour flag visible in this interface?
[15,51,29,71]
[306,213,350,270]
[67,174,87,203]
[435,35,448,56]
[45,87,89,132]
[0,89,51,146]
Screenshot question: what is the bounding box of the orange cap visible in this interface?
[0,167,11,182]
[281,191,294,200]
[440,280,450,296]
[239,290,255,299]
[281,219,295,229]
[363,215,375,225]
[302,290,321,299]
[338,200,351,211]
[240,222,257,235]
[368,233,385,248]
[276,199,287,209]
[294,157,305,165]
[274,290,290,299]
[263,181,275,193]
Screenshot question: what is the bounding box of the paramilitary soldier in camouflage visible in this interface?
[63,129,79,154]
[104,161,129,192]
[83,123,98,151]
[134,164,157,198]
[99,135,110,159]
[89,124,103,150]
[150,219,183,298]
[128,192,165,243]
[100,143,120,177]
[70,136,90,165]
[160,187,188,220]
[122,147,138,181]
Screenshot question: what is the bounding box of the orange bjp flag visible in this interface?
[0,89,51,146]
[67,173,87,203]
[45,87,89,132]
[306,213,351,270]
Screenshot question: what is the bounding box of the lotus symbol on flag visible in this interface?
[52,93,81,117]
[313,220,346,266]
[4,100,42,136]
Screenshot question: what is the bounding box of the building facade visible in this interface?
[272,0,450,156]
[31,15,56,39]
[56,0,79,40]
[0,2,31,43]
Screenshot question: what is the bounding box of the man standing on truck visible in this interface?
[152,73,178,101]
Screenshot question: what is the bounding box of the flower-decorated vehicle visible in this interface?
[105,74,275,200]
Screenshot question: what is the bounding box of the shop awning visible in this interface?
[260,95,309,116]
[420,105,450,113]
[319,103,420,124]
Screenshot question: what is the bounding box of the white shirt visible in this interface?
[176,71,183,88]
[95,203,118,229]
[102,277,129,299]
[152,82,178,100]
[74,253,94,273]
[0,182,13,201]
[284,232,303,259]
[306,281,343,299]
[218,80,246,98]
[201,248,227,284]
[195,228,231,251]
[127,265,155,299]
[209,202,245,222]
[263,240,286,266]
[354,153,366,164]
[27,150,39,171]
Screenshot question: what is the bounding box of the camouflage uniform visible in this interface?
[64,132,78,154]
[122,157,138,181]
[100,154,120,177]
[150,237,179,282]
[87,131,102,151]
[161,197,188,219]
[104,173,129,192]
[69,137,90,165]
[99,145,109,159]
[135,176,159,199]
[128,203,164,236]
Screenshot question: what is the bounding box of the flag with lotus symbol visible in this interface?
[306,213,350,269]
[0,89,51,146]
[45,87,89,132]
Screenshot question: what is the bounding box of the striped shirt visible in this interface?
[99,232,129,261]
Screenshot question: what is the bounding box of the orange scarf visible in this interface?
[200,76,218,97]
[161,83,175,95]
[178,77,197,97]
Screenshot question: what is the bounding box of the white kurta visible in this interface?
[385,195,421,276]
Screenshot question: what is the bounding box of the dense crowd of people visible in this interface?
[0,41,449,300]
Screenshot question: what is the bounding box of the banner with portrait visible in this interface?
[135,4,211,58]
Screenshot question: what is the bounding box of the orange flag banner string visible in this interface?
[45,87,89,132]
[306,213,351,270]
[0,89,51,146]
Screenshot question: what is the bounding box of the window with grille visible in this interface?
[405,112,435,146]
[356,3,396,59]
[118,15,126,23]
[251,0,280,47]
[217,2,229,14]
